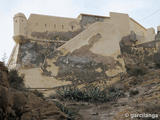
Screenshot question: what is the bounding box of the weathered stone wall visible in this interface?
[10,12,160,89]
[41,22,126,85]
[31,29,83,41]
[79,14,107,27]
[16,40,60,67]
[120,32,160,74]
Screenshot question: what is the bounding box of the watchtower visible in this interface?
[13,13,27,37]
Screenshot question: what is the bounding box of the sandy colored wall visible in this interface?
[11,12,158,89]
[129,18,146,43]
[8,44,19,69]
[19,68,71,88]
[14,15,27,36]
[59,22,122,55]
[110,12,130,37]
[54,22,126,77]
[13,12,149,43]
[129,18,156,43]
[27,14,81,38]
[145,28,155,42]
[129,18,146,36]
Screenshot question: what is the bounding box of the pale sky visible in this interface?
[0,0,160,61]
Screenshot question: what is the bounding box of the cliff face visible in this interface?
[0,62,67,120]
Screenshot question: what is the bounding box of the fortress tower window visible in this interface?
[62,25,64,29]
[15,20,17,23]
[45,24,47,27]
[71,25,74,30]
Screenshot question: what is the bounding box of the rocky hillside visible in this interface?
[2,32,160,120]
[46,32,160,120]
[0,62,68,120]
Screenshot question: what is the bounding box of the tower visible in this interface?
[13,13,27,38]
[8,13,27,69]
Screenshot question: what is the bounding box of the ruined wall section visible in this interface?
[120,32,160,75]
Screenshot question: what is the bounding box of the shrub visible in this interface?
[129,89,139,97]
[8,70,24,90]
[54,101,77,120]
[56,86,124,103]
[126,65,147,76]
[32,90,44,98]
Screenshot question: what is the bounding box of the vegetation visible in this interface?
[54,101,77,120]
[8,69,24,90]
[141,103,160,120]
[126,65,147,76]
[129,89,139,97]
[32,90,44,98]
[56,86,124,103]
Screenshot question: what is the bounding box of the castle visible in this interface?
[8,12,160,90]
[12,12,157,43]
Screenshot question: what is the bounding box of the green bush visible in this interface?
[54,101,77,120]
[32,90,44,98]
[56,86,124,103]
[8,70,24,90]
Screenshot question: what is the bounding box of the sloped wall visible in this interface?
[42,22,126,85]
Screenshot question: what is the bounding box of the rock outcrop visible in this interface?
[0,62,67,120]
[120,32,160,75]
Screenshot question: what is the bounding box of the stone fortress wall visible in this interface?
[13,12,157,43]
[8,12,160,90]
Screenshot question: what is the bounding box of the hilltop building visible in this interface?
[8,12,160,90]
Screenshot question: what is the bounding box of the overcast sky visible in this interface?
[0,0,160,61]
